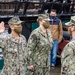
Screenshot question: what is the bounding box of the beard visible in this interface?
[43,22,50,29]
[68,27,75,35]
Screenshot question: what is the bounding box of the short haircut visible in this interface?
[50,9,56,13]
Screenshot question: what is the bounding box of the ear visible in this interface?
[9,25,14,30]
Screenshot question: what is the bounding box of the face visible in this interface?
[69,25,75,31]
[68,25,75,35]
[10,24,22,34]
[50,11,57,17]
[41,20,50,29]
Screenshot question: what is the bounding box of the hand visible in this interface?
[0,21,5,33]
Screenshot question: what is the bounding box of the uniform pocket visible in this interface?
[7,48,17,54]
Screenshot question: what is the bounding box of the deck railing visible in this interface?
[0,1,75,16]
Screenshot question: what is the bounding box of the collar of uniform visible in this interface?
[9,33,23,44]
[38,27,48,37]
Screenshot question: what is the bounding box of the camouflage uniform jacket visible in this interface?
[61,39,75,75]
[0,34,27,75]
[27,27,53,75]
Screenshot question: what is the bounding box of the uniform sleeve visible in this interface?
[61,45,73,64]
[22,36,27,62]
[26,31,38,66]
[61,43,73,75]
[21,36,28,73]
[50,31,53,48]
[58,20,63,43]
